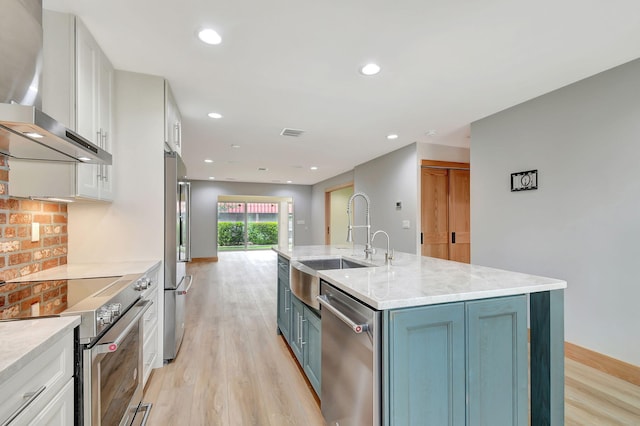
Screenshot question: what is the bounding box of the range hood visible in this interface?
[0,103,112,164]
[0,0,111,165]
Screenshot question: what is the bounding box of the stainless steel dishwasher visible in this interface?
[317,280,382,426]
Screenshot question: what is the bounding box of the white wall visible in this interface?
[68,71,165,264]
[310,170,354,244]
[417,142,470,164]
[68,70,166,370]
[471,58,640,366]
[190,180,313,258]
[330,186,354,245]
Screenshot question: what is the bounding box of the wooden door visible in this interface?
[421,161,470,263]
[448,169,470,263]
[421,168,449,259]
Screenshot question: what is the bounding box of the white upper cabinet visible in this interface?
[164,81,182,154]
[75,17,114,201]
[9,10,115,202]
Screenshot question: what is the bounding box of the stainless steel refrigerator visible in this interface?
[164,152,192,361]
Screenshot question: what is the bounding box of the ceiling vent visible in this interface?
[280,128,305,137]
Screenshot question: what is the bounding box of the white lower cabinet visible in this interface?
[141,264,161,386]
[20,379,74,426]
[0,329,74,426]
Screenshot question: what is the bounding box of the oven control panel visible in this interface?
[97,303,123,326]
[134,277,151,291]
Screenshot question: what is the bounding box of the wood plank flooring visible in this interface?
[143,250,640,425]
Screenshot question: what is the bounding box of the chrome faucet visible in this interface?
[372,230,393,265]
[347,192,373,259]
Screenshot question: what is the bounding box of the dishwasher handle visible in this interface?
[317,295,368,334]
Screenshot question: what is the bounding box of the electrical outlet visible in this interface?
[402,220,410,229]
[31,222,40,242]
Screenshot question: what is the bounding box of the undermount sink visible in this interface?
[290,257,372,310]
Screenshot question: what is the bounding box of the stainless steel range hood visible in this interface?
[0,104,112,164]
[0,0,111,165]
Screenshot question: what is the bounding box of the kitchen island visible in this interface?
[274,245,566,426]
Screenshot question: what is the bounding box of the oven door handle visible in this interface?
[175,275,193,296]
[94,300,152,354]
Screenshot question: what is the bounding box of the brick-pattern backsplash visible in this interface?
[0,155,69,318]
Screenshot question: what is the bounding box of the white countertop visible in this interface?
[7,260,161,283]
[0,316,80,383]
[274,245,566,310]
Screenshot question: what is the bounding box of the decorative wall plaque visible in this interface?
[511,169,538,192]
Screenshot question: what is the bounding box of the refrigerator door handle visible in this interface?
[185,182,191,262]
[175,275,193,296]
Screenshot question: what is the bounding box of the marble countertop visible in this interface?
[0,316,80,383]
[7,260,161,283]
[273,245,566,310]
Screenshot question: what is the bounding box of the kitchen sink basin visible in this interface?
[290,257,372,309]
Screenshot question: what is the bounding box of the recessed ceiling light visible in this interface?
[208,112,222,119]
[204,159,213,163]
[387,134,398,140]
[360,63,381,76]
[231,144,240,148]
[198,28,222,45]
[310,166,318,171]
[209,176,215,180]
[286,180,292,184]
[24,132,43,139]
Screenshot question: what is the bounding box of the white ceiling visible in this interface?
[44,0,640,185]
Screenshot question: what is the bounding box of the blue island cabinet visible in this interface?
[276,255,291,341]
[384,295,527,426]
[276,255,322,397]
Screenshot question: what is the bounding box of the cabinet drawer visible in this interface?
[0,332,74,425]
[143,291,158,323]
[143,326,158,385]
[15,378,74,426]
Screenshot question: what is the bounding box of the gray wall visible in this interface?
[471,58,640,366]
[354,143,419,254]
[309,143,471,254]
[191,180,313,258]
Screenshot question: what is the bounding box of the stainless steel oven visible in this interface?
[3,271,156,426]
[83,299,151,426]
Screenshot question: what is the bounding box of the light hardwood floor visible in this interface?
[143,250,640,425]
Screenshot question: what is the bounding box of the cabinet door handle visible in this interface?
[1,385,46,426]
[301,317,307,345]
[452,232,456,244]
[284,288,290,312]
[174,122,181,147]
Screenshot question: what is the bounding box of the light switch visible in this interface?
[402,220,410,229]
[31,222,40,242]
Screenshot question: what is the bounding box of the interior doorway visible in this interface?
[420,160,470,263]
[217,195,293,251]
[324,183,354,245]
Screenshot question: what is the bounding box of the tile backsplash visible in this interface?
[0,155,69,318]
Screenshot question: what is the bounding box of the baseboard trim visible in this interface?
[565,341,640,387]
[191,257,218,263]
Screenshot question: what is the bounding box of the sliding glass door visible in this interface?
[217,201,279,251]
